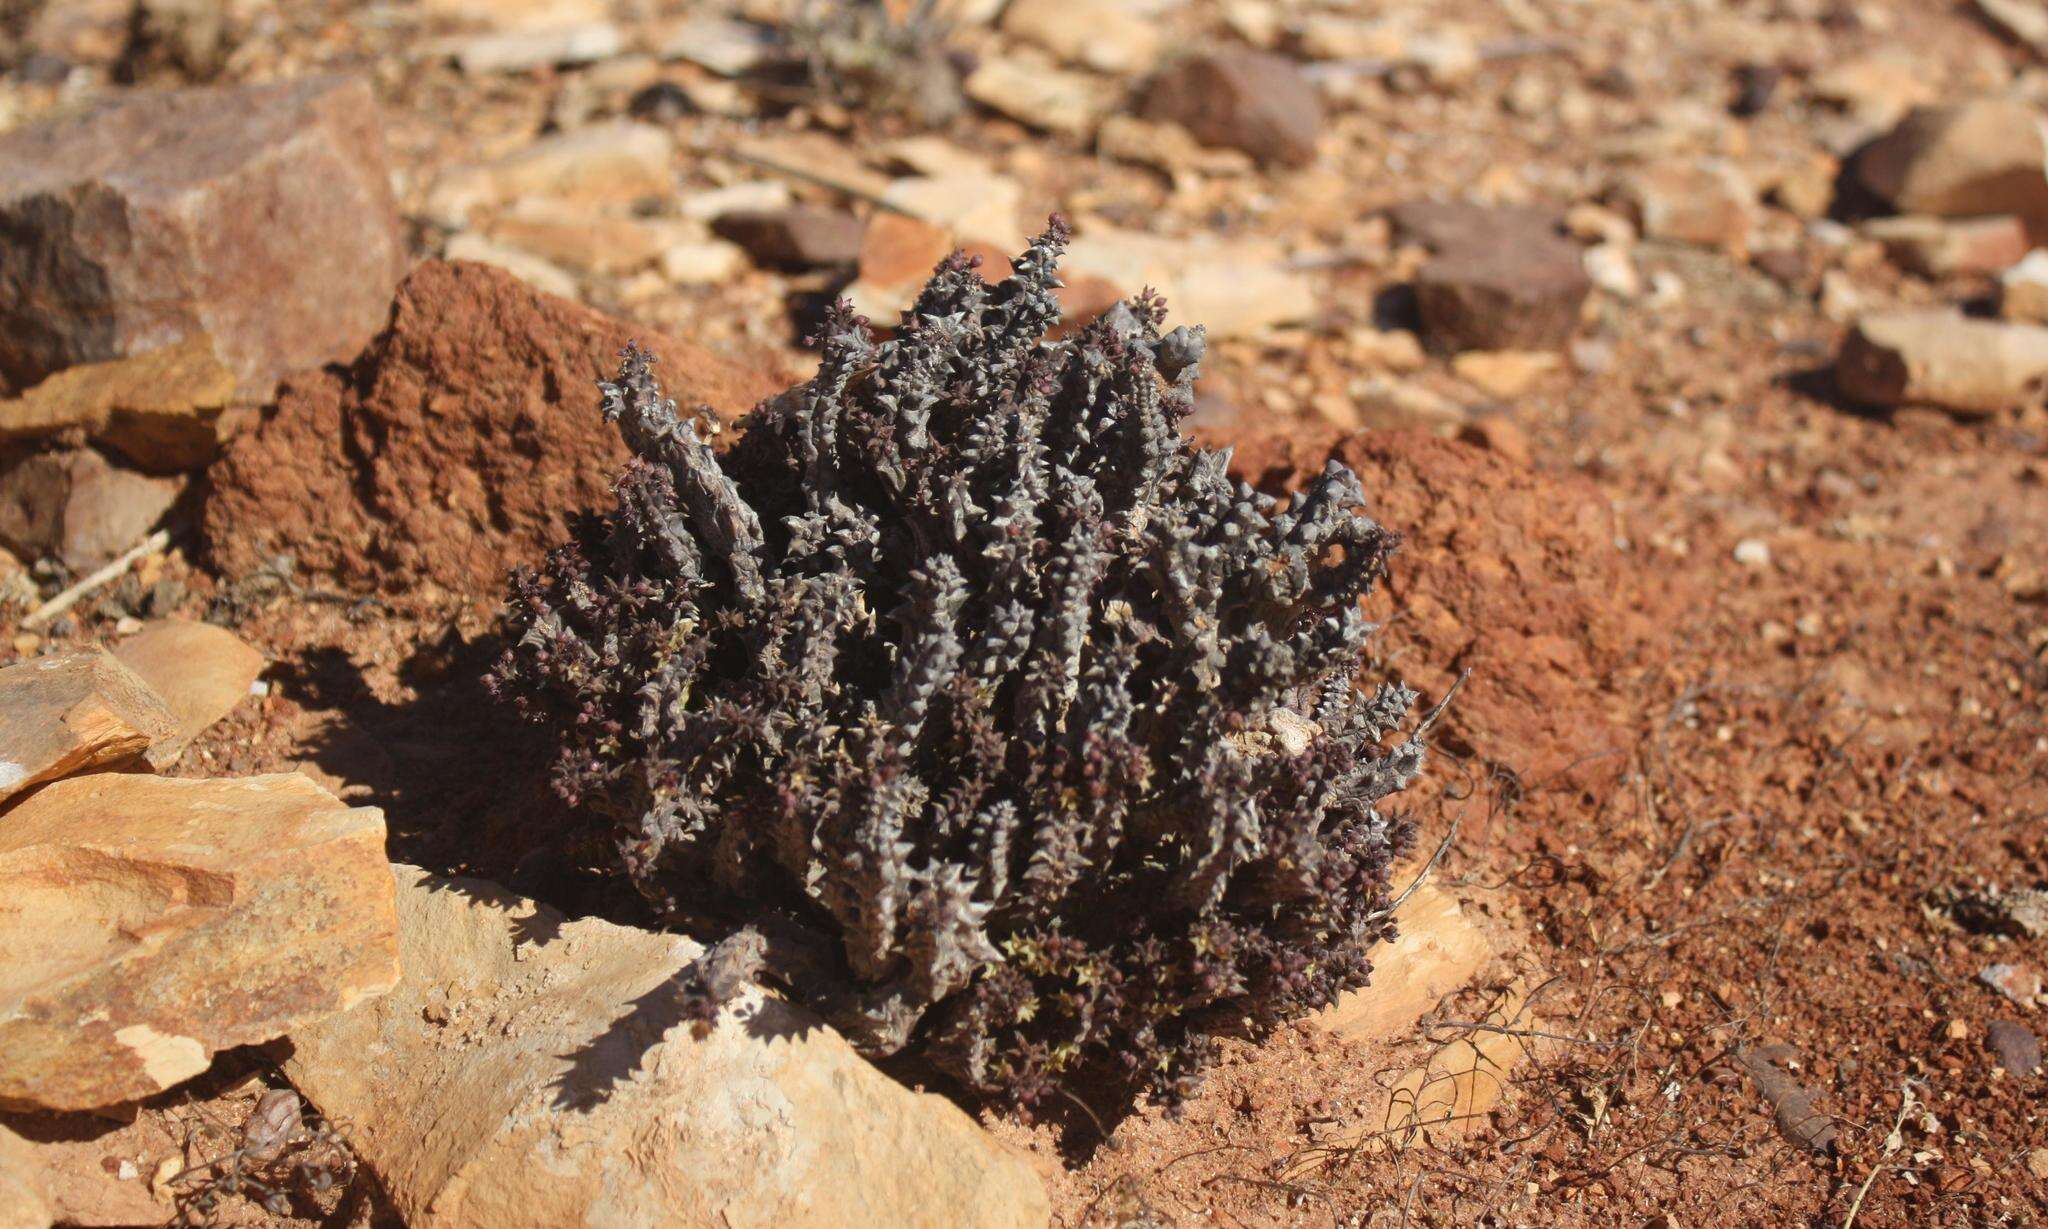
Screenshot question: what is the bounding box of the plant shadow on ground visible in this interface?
[272,631,656,939]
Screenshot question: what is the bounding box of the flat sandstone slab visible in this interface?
[0,647,178,803]
[110,619,265,761]
[0,774,397,1112]
[284,865,1051,1229]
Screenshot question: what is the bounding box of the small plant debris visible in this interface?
[492,218,1436,1112]
[168,1087,356,1224]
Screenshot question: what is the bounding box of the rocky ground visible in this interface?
[0,0,2045,1225]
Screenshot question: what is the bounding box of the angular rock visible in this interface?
[1836,309,2048,417]
[660,240,750,286]
[1000,0,1160,74]
[1063,227,1315,339]
[0,76,405,401]
[0,449,182,572]
[426,122,674,228]
[110,619,263,761]
[0,773,398,1111]
[1453,350,1560,398]
[844,212,969,321]
[450,21,622,74]
[1975,0,2048,55]
[1141,50,1323,168]
[1415,239,1590,353]
[1987,1019,2042,1077]
[486,202,694,277]
[712,207,865,270]
[0,647,176,803]
[1856,100,2048,239]
[1389,200,1566,256]
[881,173,1026,250]
[284,865,1050,1229]
[1616,159,1757,253]
[423,0,607,28]
[656,16,779,77]
[1808,53,1934,129]
[2001,249,2048,322]
[964,55,1109,138]
[1866,214,2031,277]
[0,338,236,475]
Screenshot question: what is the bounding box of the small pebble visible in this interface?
[1987,1020,2041,1077]
[1733,539,1772,568]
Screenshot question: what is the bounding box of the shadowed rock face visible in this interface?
[0,74,405,401]
[284,865,1052,1229]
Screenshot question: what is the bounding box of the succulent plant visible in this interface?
[491,218,1435,1111]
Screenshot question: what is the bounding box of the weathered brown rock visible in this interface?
[0,337,237,474]
[285,865,1049,1229]
[1414,240,1591,352]
[0,76,405,401]
[110,619,264,761]
[0,647,178,801]
[1866,214,2031,277]
[0,449,183,571]
[1616,159,1757,253]
[0,773,397,1112]
[1836,308,2048,417]
[0,1124,50,1229]
[712,206,866,270]
[1142,51,1323,168]
[203,260,788,599]
[1856,100,2048,239]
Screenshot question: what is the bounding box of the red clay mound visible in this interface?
[203,260,788,600]
[1215,423,1652,794]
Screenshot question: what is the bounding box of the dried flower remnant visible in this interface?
[492,218,1435,1111]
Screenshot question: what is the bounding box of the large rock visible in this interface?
[109,619,264,762]
[1856,100,2048,239]
[1836,308,2048,417]
[0,773,397,1112]
[284,865,1050,1229]
[203,260,788,599]
[1141,51,1323,168]
[0,76,405,401]
[0,448,183,571]
[0,646,178,803]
